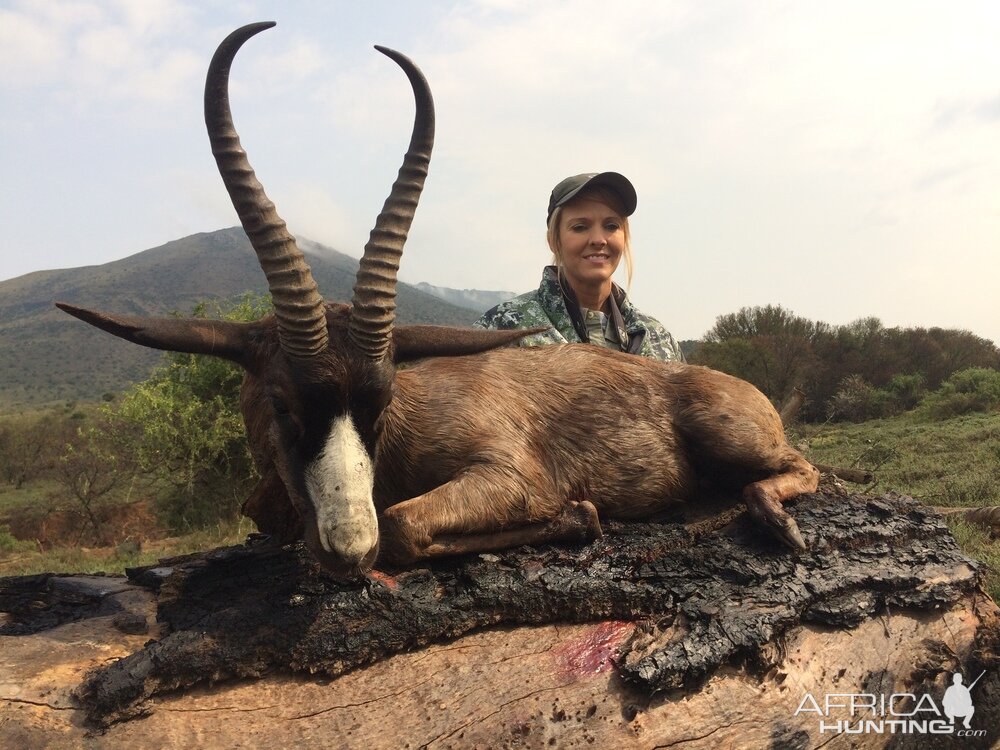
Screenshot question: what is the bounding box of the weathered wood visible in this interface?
[778,387,806,425]
[814,463,875,484]
[2,491,999,749]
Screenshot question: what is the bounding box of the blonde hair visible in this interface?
[546,185,633,289]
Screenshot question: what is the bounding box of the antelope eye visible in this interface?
[270,395,290,416]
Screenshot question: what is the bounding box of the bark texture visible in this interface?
[2,491,999,749]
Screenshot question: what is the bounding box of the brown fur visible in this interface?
[235,329,819,570]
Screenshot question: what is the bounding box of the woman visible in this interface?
[475,172,684,362]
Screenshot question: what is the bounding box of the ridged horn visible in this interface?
[205,22,328,358]
[348,46,435,361]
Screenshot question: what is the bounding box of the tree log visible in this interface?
[778,387,806,425]
[813,463,875,484]
[2,491,999,749]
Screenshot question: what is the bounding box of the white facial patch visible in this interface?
[304,414,378,566]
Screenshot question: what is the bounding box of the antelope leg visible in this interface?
[378,469,601,565]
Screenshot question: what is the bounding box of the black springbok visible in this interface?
[59,23,819,579]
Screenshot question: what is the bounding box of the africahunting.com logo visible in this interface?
[795,670,987,737]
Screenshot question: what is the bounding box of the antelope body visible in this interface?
[58,23,820,579]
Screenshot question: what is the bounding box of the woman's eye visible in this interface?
[604,222,620,232]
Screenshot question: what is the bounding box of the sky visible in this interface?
[2,0,998,344]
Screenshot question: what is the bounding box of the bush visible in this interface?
[919,367,1000,420]
[0,523,22,553]
[828,375,890,422]
[882,373,926,413]
[55,420,137,545]
[109,294,271,532]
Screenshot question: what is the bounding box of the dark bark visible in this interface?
[20,491,988,732]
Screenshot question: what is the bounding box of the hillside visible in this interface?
[0,228,488,407]
[412,282,515,313]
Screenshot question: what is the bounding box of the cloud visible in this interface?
[0,6,68,86]
[0,0,201,108]
[974,94,1000,122]
[934,92,1000,131]
[245,36,329,85]
[112,0,193,34]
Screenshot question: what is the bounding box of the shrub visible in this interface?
[0,523,22,553]
[828,375,890,422]
[882,373,926,413]
[55,420,137,545]
[919,367,1000,420]
[109,294,271,532]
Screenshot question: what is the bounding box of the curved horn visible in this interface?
[205,22,328,358]
[348,46,435,361]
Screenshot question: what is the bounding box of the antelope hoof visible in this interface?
[772,516,807,551]
[745,490,808,551]
[557,500,604,541]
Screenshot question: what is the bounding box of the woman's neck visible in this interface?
[569,280,613,312]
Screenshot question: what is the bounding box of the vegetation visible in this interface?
[54,417,138,544]
[918,367,1000,420]
[112,295,269,531]
[691,305,1000,422]
[0,521,255,577]
[0,296,268,569]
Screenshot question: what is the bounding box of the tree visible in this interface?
[694,305,821,404]
[704,304,819,343]
[694,305,1000,422]
[0,412,65,489]
[110,294,272,531]
[55,421,136,545]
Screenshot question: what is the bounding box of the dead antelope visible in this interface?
[58,22,820,579]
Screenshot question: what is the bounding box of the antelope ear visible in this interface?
[56,302,254,365]
[391,325,548,363]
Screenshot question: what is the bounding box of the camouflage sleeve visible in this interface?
[474,295,546,332]
[473,304,508,330]
[637,315,686,363]
[473,297,565,346]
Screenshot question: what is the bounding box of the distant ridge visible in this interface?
[0,228,493,408]
[413,282,515,314]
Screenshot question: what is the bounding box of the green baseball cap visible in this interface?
[546,172,637,225]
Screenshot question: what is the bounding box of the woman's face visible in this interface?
[555,197,625,291]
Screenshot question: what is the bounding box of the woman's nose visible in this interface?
[589,230,607,245]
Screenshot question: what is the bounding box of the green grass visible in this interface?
[946,518,1000,602]
[791,410,1000,599]
[0,518,253,577]
[0,478,61,515]
[792,411,1000,506]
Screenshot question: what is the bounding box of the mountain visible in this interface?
[0,228,489,408]
[413,282,515,314]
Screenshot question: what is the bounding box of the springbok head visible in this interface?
[57,22,529,578]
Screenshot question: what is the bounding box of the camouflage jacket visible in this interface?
[474,266,684,362]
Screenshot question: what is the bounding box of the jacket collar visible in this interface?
[538,266,646,353]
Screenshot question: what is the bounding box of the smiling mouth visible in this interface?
[583,253,611,261]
